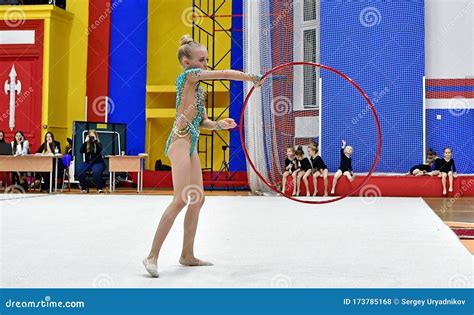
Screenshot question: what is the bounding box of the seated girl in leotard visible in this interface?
[281,146,297,195]
[407,149,437,176]
[308,143,328,197]
[295,146,312,196]
[330,140,354,195]
[433,147,458,195]
[143,35,264,278]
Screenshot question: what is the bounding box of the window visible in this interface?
[293,0,320,109]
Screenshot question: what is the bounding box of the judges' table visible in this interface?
[106,154,148,193]
[0,154,63,193]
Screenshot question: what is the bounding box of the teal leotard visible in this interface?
[164,68,204,157]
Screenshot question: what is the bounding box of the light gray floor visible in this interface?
[0,194,471,288]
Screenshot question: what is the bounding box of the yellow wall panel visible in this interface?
[146,0,233,171]
[64,0,89,144]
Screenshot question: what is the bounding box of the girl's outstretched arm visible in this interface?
[188,69,263,86]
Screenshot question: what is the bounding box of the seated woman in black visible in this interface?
[11,131,30,189]
[78,130,106,193]
[35,131,63,191]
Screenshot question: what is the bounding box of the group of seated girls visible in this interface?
[0,129,106,193]
[282,140,353,196]
[407,147,457,195]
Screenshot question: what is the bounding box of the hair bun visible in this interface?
[179,35,194,46]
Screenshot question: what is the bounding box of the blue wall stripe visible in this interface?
[426,86,474,92]
[108,0,148,155]
[229,0,246,171]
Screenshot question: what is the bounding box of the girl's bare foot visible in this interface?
[330,189,335,195]
[323,192,328,197]
[449,187,453,192]
[306,192,310,197]
[312,191,318,197]
[442,190,447,195]
[179,256,213,266]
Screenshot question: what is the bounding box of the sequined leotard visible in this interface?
[164,68,205,156]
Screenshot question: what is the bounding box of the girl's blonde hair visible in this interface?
[177,35,204,66]
[286,146,296,153]
[308,143,318,154]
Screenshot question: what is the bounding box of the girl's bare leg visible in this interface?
[448,171,454,192]
[296,172,303,196]
[343,171,353,182]
[291,172,297,196]
[145,140,191,272]
[303,170,311,196]
[331,170,342,194]
[441,172,447,195]
[179,152,212,266]
[282,171,289,194]
[312,171,320,196]
[322,169,329,196]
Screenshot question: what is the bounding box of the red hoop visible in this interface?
[239,61,382,204]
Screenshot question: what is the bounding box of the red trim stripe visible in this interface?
[293,110,319,117]
[426,91,474,99]
[295,138,317,146]
[426,79,474,87]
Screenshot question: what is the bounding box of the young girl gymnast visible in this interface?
[281,146,297,195]
[295,146,312,196]
[330,140,354,195]
[406,149,437,176]
[308,143,328,196]
[433,147,458,195]
[143,35,264,277]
